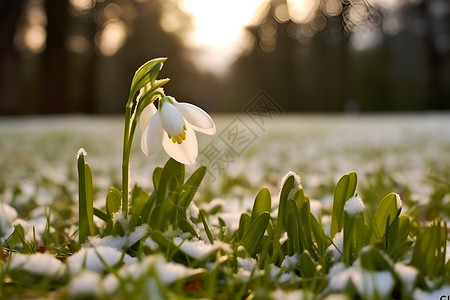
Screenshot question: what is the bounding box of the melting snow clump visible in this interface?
[344,196,365,217]
[9,252,66,278]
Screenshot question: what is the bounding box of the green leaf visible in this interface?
[250,187,271,223]
[237,213,251,242]
[299,251,316,278]
[310,213,327,260]
[149,205,162,229]
[359,246,394,272]
[178,165,206,209]
[241,212,270,257]
[141,191,156,225]
[152,167,163,191]
[129,186,150,229]
[342,213,355,266]
[200,209,214,244]
[7,225,32,252]
[179,219,198,237]
[385,214,411,259]
[330,172,357,238]
[106,186,121,218]
[148,62,163,82]
[299,198,314,256]
[156,158,185,205]
[411,219,447,280]
[129,58,167,97]
[293,188,308,213]
[152,78,170,90]
[94,208,109,222]
[149,159,185,230]
[374,193,401,241]
[390,214,410,244]
[102,219,113,237]
[387,214,412,261]
[286,199,301,255]
[273,175,296,260]
[77,152,95,244]
[342,208,365,266]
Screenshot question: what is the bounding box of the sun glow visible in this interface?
[180,0,268,74]
[182,0,264,48]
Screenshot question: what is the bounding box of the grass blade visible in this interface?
[77,151,95,244]
[251,187,271,223]
[106,186,121,218]
[330,172,357,238]
[241,212,270,257]
[373,192,401,241]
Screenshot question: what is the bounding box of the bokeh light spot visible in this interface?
[287,0,319,24]
[67,35,90,54]
[274,3,290,23]
[69,0,95,13]
[96,20,127,56]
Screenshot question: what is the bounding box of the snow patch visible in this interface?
[69,270,102,297]
[327,231,344,262]
[9,252,65,277]
[173,237,224,259]
[102,255,205,294]
[281,253,300,270]
[351,269,394,299]
[0,202,17,239]
[327,263,353,291]
[271,289,313,300]
[344,196,365,217]
[76,148,87,159]
[394,263,418,292]
[87,224,149,250]
[67,245,137,274]
[281,171,301,189]
[395,193,402,210]
[413,285,450,300]
[270,264,292,283]
[280,171,301,201]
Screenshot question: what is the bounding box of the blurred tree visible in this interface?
[38,0,70,114]
[0,0,216,115]
[0,0,25,115]
[228,0,450,112]
[420,0,450,109]
[228,0,359,111]
[1,0,448,114]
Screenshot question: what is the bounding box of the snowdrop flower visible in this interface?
[140,96,215,165]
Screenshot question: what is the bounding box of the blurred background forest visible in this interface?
[1,0,449,115]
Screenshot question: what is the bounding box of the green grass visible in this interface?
[0,114,449,299]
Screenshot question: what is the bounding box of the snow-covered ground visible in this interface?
[0,113,449,299]
[1,113,448,200]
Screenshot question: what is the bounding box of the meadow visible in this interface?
[0,113,449,299]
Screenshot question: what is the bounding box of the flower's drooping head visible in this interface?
[159,99,187,144]
[140,96,215,165]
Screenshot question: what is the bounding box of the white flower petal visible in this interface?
[139,103,157,132]
[162,126,198,165]
[175,102,216,135]
[160,101,185,137]
[141,113,164,156]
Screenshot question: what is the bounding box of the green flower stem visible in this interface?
[121,87,164,218]
[121,98,134,218]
